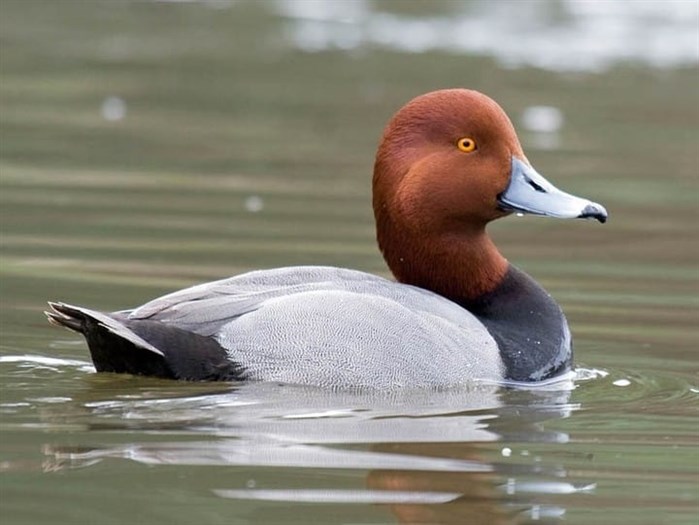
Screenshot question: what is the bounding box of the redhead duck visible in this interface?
[47,89,606,388]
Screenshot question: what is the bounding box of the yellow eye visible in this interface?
[457,137,477,153]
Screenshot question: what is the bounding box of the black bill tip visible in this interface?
[579,203,608,223]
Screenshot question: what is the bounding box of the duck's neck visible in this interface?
[377,222,572,381]
[378,222,509,301]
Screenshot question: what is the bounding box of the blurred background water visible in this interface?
[0,1,697,524]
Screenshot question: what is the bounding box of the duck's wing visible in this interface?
[127,266,395,337]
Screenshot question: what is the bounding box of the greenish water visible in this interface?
[1,1,698,524]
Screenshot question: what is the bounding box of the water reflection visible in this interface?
[40,381,585,524]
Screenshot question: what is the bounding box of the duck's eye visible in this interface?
[457,137,477,153]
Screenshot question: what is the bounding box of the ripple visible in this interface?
[574,367,610,382]
[45,440,493,473]
[573,365,697,415]
[213,488,461,504]
[0,354,94,373]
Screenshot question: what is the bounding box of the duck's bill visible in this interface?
[498,157,607,223]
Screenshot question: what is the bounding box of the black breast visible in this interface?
[459,265,572,382]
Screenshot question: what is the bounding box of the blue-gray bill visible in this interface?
[498,157,608,223]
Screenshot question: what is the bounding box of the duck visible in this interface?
[46,89,607,389]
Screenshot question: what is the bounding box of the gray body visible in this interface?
[123,266,503,388]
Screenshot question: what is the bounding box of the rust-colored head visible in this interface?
[374,89,525,232]
[372,89,524,299]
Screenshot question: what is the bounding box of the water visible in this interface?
[1,1,698,524]
[274,0,699,71]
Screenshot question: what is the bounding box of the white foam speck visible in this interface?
[613,379,631,387]
[244,195,264,213]
[101,97,127,121]
[574,368,609,381]
[521,106,564,133]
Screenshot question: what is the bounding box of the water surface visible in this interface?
[1,1,697,524]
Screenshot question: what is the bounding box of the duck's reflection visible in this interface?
[42,380,589,524]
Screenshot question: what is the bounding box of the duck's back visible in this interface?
[127,266,503,388]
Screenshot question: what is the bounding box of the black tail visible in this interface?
[46,302,243,381]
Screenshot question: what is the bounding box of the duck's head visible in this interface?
[373,89,607,296]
